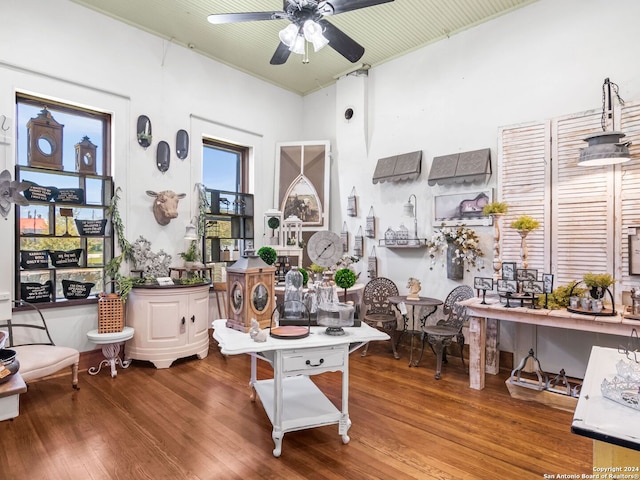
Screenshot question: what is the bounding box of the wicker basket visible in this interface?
[98,293,125,333]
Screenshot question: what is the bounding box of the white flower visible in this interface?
[427,223,484,271]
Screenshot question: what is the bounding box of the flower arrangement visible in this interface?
[482,201,509,215]
[582,272,614,289]
[427,224,484,271]
[510,215,540,231]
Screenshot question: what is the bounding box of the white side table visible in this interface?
[87,327,135,378]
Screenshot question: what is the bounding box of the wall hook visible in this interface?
[0,115,9,131]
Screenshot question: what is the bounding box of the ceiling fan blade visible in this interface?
[270,42,292,65]
[324,0,394,16]
[207,11,285,24]
[319,20,365,63]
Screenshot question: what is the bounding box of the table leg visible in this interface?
[468,315,486,390]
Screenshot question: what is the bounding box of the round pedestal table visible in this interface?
[86,327,135,378]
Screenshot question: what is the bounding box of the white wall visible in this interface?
[0,0,303,351]
[304,0,640,376]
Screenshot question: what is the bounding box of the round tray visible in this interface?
[566,306,617,317]
[269,325,310,339]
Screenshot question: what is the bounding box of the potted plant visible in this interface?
[309,263,325,282]
[179,240,198,268]
[267,217,280,245]
[334,268,357,301]
[427,224,484,279]
[257,246,277,265]
[482,201,509,216]
[582,272,615,299]
[510,215,540,232]
[298,267,309,287]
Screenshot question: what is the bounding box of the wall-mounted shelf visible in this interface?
[377,239,428,249]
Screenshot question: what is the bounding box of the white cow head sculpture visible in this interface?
[146,190,186,226]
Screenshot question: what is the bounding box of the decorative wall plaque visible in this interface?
[176,129,189,160]
[27,108,64,170]
[156,141,170,173]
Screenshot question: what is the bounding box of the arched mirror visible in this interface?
[251,283,269,313]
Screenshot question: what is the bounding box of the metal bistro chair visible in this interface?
[361,277,400,359]
[0,300,79,389]
[421,285,474,379]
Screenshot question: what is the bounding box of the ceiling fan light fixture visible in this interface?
[290,35,306,54]
[303,20,329,52]
[278,23,299,47]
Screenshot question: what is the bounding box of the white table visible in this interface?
[212,319,389,457]
[87,327,135,378]
[572,346,640,468]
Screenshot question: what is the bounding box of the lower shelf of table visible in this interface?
[253,376,342,432]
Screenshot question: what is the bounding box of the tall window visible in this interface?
[201,139,252,267]
[15,93,112,305]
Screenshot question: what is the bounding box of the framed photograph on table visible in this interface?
[474,277,494,291]
[542,274,554,294]
[522,280,544,294]
[502,262,516,281]
[497,279,517,293]
[516,268,538,282]
[629,233,640,275]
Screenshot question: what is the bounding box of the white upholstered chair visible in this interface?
[0,300,79,389]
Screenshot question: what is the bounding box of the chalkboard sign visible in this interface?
[21,281,53,303]
[55,188,85,204]
[49,249,83,268]
[20,250,49,269]
[23,183,58,202]
[74,219,107,236]
[62,280,95,299]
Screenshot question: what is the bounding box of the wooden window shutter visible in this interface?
[498,122,549,273]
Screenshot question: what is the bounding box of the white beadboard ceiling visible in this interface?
[70,0,537,95]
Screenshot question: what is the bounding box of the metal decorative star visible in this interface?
[0,169,30,218]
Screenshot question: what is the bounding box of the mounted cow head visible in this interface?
[146,190,186,226]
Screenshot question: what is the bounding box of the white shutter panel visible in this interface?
[498,122,549,273]
[618,101,640,285]
[551,111,613,286]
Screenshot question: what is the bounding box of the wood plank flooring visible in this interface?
[0,338,592,479]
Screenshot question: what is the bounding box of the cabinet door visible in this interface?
[188,290,210,345]
[145,297,188,348]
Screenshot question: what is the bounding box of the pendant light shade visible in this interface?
[578,131,631,167]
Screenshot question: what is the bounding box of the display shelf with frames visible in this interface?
[14,165,114,303]
[202,188,254,264]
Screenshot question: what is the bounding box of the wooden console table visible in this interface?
[461,297,639,390]
[212,319,388,457]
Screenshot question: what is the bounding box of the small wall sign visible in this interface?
[23,183,58,202]
[62,280,95,299]
[49,249,83,268]
[20,281,53,303]
[20,250,49,269]
[54,188,84,204]
[75,219,107,236]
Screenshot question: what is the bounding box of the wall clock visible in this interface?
[307,230,342,268]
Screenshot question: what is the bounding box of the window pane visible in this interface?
[203,144,241,192]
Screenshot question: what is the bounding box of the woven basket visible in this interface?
[98,293,124,333]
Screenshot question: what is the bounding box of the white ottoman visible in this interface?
[86,327,135,378]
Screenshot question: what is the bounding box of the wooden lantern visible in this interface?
[27,108,64,170]
[75,136,97,174]
[226,251,276,332]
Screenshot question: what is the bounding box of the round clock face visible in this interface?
[307,230,343,268]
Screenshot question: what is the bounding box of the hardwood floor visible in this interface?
[0,338,592,479]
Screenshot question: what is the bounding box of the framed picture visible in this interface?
[542,274,554,294]
[516,268,538,282]
[502,262,516,281]
[433,189,493,226]
[629,234,640,275]
[474,277,494,291]
[497,279,517,293]
[275,141,330,230]
[522,280,544,294]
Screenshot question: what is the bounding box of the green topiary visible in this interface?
[298,267,309,287]
[334,268,357,299]
[257,246,277,265]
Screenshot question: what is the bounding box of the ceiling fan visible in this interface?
[207,0,395,65]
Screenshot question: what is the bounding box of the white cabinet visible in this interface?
[126,284,210,368]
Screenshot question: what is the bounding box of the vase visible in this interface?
[446,245,464,280]
[518,230,530,269]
